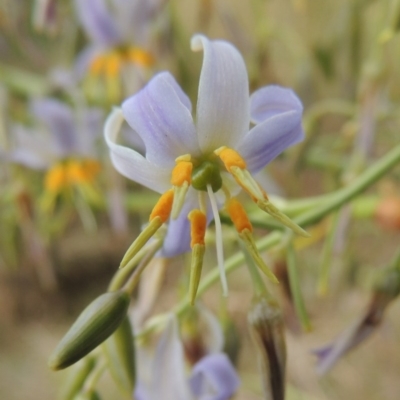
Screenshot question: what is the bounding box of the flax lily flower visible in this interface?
[74,0,166,103]
[134,313,239,400]
[105,35,306,300]
[10,98,103,210]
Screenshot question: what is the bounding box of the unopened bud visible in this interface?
[48,291,130,370]
[102,316,136,394]
[248,296,286,400]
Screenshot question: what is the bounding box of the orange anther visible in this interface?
[83,159,102,179]
[188,209,207,248]
[216,147,246,171]
[127,48,155,67]
[105,53,121,77]
[171,161,193,186]
[89,55,105,76]
[149,190,174,223]
[227,198,252,233]
[44,164,67,193]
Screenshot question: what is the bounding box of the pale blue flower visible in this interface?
[9,98,102,169]
[74,0,166,81]
[134,313,239,400]
[105,35,304,295]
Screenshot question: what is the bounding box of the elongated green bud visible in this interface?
[58,356,97,400]
[48,291,130,370]
[248,296,286,400]
[102,316,136,395]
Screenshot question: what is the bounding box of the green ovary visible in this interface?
[191,161,222,192]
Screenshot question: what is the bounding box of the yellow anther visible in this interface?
[44,163,66,193]
[126,47,155,67]
[171,161,193,187]
[66,161,87,184]
[226,198,253,233]
[215,146,247,171]
[105,53,121,77]
[149,189,174,223]
[188,209,207,248]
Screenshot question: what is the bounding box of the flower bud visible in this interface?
[102,316,136,394]
[48,291,130,370]
[248,296,286,400]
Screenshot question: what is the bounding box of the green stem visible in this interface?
[295,143,400,228]
[287,242,312,331]
[241,242,272,299]
[317,211,341,296]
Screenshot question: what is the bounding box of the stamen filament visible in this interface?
[171,183,189,219]
[171,161,192,219]
[207,184,228,296]
[198,191,207,214]
[229,166,265,200]
[239,229,279,283]
[257,199,310,237]
[120,190,174,268]
[188,244,205,305]
[119,217,163,268]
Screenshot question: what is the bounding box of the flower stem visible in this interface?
[287,242,312,331]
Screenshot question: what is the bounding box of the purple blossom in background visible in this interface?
[9,98,103,170]
[134,313,240,400]
[74,0,166,82]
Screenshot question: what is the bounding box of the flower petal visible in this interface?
[191,34,250,153]
[111,0,164,45]
[9,125,53,169]
[196,304,224,354]
[74,45,101,81]
[136,314,193,400]
[74,0,121,46]
[30,98,78,157]
[122,72,200,168]
[78,108,104,157]
[104,107,170,193]
[236,110,304,174]
[250,85,303,124]
[189,353,240,400]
